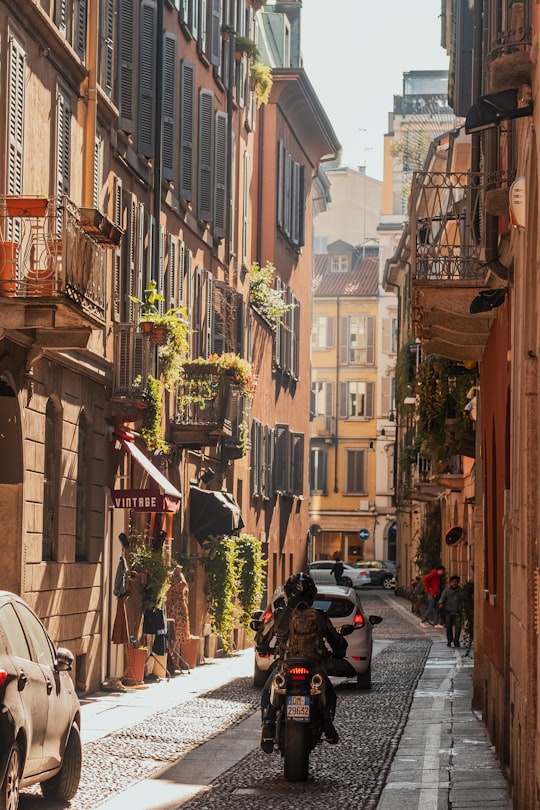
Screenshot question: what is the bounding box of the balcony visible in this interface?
[487,0,533,92]
[0,196,119,343]
[170,374,237,447]
[311,415,336,444]
[410,170,514,361]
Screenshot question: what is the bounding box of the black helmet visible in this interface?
[284,572,317,607]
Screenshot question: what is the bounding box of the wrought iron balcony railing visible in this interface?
[487,0,532,64]
[410,170,515,283]
[0,195,119,324]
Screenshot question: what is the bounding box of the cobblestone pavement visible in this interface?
[19,592,431,810]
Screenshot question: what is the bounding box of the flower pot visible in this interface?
[0,241,18,297]
[234,50,242,62]
[151,325,169,346]
[180,636,199,668]
[5,196,48,217]
[140,320,154,335]
[123,646,147,685]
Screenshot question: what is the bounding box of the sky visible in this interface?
[300,0,450,181]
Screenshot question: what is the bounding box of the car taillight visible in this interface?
[353,611,365,628]
[0,669,7,689]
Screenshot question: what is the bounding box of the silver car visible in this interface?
[308,560,371,588]
[252,584,382,689]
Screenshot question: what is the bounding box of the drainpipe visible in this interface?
[82,0,99,206]
[384,277,400,507]
[334,296,340,493]
[153,0,164,282]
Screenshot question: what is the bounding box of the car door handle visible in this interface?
[18,670,28,690]
[45,678,53,694]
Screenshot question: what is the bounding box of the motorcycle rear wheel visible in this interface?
[283,723,311,782]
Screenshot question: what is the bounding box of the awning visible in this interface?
[189,485,245,541]
[112,438,182,513]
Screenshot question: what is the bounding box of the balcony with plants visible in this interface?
[170,353,257,448]
[396,343,476,502]
[0,195,120,337]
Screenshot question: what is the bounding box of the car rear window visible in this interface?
[313,596,354,618]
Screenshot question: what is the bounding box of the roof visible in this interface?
[312,255,379,298]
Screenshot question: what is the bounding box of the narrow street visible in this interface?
[17,591,511,810]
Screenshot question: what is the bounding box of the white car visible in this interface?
[308,560,371,588]
[252,584,383,689]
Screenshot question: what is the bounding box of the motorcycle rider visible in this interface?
[255,571,348,753]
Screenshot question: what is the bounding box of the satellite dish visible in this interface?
[446,526,463,546]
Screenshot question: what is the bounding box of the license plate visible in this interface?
[286,695,310,721]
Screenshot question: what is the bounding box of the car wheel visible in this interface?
[40,723,82,802]
[339,576,353,587]
[382,576,394,590]
[0,741,21,810]
[356,662,372,689]
[253,658,268,688]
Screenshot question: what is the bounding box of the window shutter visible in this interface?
[339,317,349,365]
[274,424,290,494]
[75,0,87,60]
[205,272,214,356]
[168,235,177,308]
[381,376,391,418]
[56,89,71,196]
[339,382,348,419]
[157,225,165,312]
[382,318,392,353]
[210,0,222,67]
[366,316,375,364]
[138,0,156,158]
[264,426,274,499]
[197,89,214,222]
[162,32,177,182]
[192,266,202,357]
[298,165,305,247]
[366,382,374,418]
[102,0,114,97]
[292,294,300,380]
[124,192,136,321]
[135,201,145,303]
[146,214,155,288]
[291,161,300,244]
[179,62,195,202]
[7,38,25,205]
[291,433,304,496]
[325,382,334,416]
[214,111,228,238]
[56,0,67,34]
[242,150,250,262]
[118,0,135,132]
[185,249,193,321]
[229,131,236,254]
[251,420,262,496]
[276,141,284,228]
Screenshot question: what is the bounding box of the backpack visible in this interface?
[287,603,325,660]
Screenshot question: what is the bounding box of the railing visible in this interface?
[410,170,515,283]
[487,0,532,64]
[173,375,235,430]
[311,415,336,438]
[0,195,107,321]
[393,93,454,116]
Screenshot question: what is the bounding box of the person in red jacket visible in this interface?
[420,566,446,627]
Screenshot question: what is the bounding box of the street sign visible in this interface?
[358,529,370,540]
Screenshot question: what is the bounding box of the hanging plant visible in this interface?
[129,280,164,324]
[234,34,260,61]
[236,533,266,627]
[181,354,257,397]
[200,535,239,651]
[133,374,168,454]
[249,261,292,330]
[250,63,273,106]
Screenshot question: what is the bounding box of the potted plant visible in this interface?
[221,23,235,41]
[250,63,273,106]
[182,354,257,398]
[151,307,190,389]
[249,261,292,330]
[129,280,164,333]
[234,35,260,62]
[133,374,168,454]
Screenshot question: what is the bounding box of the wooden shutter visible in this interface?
[180,62,195,201]
[7,38,25,206]
[382,318,392,353]
[146,214,155,288]
[178,240,185,306]
[56,0,67,34]
[242,150,250,261]
[291,433,304,496]
[210,0,222,67]
[274,424,290,494]
[365,382,374,418]
[251,420,262,496]
[102,0,114,97]
[205,272,214,356]
[157,225,165,313]
[135,201,145,304]
[167,235,178,309]
[366,316,375,364]
[75,0,87,60]
[298,165,305,247]
[197,89,214,222]
[276,141,284,229]
[264,426,274,499]
[192,266,202,357]
[339,316,349,365]
[56,89,71,196]
[339,382,348,419]
[118,0,135,132]
[162,32,178,182]
[138,0,156,158]
[325,382,334,416]
[214,111,228,238]
[124,192,136,321]
[381,377,391,419]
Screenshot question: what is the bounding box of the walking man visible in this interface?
[332,551,345,586]
[438,575,464,648]
[420,565,445,627]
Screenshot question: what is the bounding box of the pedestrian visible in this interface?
[420,565,445,627]
[333,550,345,585]
[438,575,464,647]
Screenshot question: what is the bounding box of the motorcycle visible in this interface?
[267,625,354,782]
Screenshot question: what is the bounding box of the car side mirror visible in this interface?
[55,647,74,672]
[250,619,262,632]
[369,615,383,626]
[340,624,354,636]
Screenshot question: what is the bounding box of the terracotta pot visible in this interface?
[140,320,154,335]
[234,50,242,62]
[180,636,200,668]
[152,325,169,346]
[124,646,147,685]
[0,241,18,297]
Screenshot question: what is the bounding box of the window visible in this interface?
[55,0,87,60]
[276,140,305,249]
[180,61,195,201]
[75,411,89,561]
[346,449,367,494]
[138,0,157,158]
[311,381,333,417]
[340,315,375,365]
[330,255,348,273]
[310,448,327,494]
[6,37,25,242]
[312,316,334,349]
[56,87,72,197]
[382,316,398,354]
[381,375,396,419]
[340,381,374,418]
[251,420,274,499]
[274,424,304,497]
[162,32,178,182]
[198,89,214,222]
[275,284,300,379]
[43,400,60,561]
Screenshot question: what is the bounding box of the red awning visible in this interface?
[112,438,182,513]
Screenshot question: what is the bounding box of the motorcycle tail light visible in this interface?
[289,666,310,676]
[353,611,365,628]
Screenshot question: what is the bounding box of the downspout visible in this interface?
[153,0,164,283]
[383,276,400,507]
[82,0,99,206]
[334,295,340,493]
